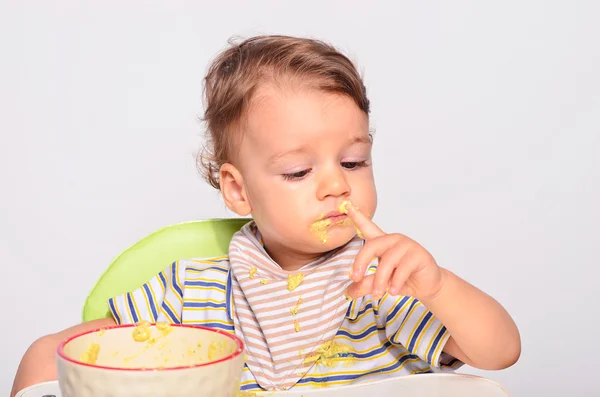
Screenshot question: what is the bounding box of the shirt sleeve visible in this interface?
[378,294,463,370]
[107,261,186,325]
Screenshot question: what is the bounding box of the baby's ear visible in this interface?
[219,163,252,216]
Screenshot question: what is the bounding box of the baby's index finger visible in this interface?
[339,200,385,240]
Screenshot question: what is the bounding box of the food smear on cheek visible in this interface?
[309,216,331,244]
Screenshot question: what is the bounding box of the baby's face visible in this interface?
[236,85,377,258]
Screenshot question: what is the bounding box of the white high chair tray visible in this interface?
[15,381,61,397]
[16,374,511,397]
[265,374,512,396]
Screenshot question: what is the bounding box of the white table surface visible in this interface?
[16,374,512,397]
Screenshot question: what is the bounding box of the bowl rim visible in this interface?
[56,323,245,372]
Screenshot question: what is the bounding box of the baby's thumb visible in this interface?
[345,275,375,300]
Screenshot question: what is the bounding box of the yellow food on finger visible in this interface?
[338,200,352,214]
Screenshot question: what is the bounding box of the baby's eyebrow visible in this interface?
[268,146,309,163]
[268,135,372,163]
[351,135,373,145]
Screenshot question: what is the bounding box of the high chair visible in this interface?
[18,218,513,397]
[81,218,250,322]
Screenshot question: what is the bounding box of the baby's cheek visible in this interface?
[258,190,311,234]
[261,205,297,231]
[361,184,378,217]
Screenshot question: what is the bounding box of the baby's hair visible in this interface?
[199,35,370,190]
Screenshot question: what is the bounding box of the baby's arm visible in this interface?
[11,260,185,396]
[345,203,520,370]
[11,318,116,397]
[422,269,521,370]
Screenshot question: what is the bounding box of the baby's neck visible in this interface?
[263,243,325,271]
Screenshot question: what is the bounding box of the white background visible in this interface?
[2,1,599,396]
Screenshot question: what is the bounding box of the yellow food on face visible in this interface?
[335,217,354,227]
[338,200,351,214]
[309,218,331,244]
[287,273,304,291]
[310,202,361,243]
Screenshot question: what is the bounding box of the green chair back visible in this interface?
[82,218,250,322]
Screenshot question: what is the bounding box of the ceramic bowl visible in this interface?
[56,323,244,397]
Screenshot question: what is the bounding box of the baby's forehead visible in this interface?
[243,85,368,143]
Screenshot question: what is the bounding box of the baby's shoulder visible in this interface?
[176,255,231,280]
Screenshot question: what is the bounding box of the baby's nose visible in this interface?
[317,168,351,199]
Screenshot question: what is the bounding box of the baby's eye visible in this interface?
[282,169,311,181]
[341,161,368,170]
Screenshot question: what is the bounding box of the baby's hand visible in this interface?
[345,204,445,301]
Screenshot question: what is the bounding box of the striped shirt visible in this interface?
[228,225,377,390]
[109,255,462,391]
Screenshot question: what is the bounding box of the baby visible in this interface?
[12,35,520,395]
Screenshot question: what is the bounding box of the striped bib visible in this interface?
[229,222,361,391]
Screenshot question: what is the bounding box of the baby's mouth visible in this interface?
[309,205,354,244]
[320,211,347,223]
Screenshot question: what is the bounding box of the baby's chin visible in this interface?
[263,219,357,255]
[306,226,357,252]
